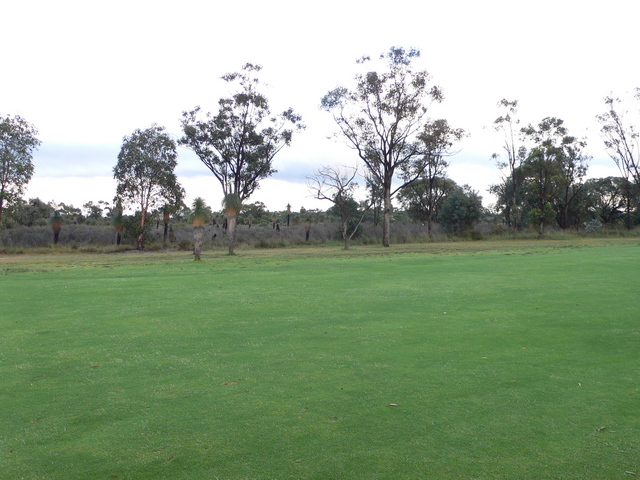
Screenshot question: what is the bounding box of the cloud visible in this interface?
[34,143,118,177]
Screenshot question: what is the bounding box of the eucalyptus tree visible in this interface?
[0,115,41,226]
[597,92,640,228]
[321,47,460,247]
[520,117,588,235]
[553,136,590,230]
[113,125,184,250]
[400,119,464,236]
[307,165,368,250]
[491,99,527,228]
[583,177,631,226]
[363,173,383,226]
[398,175,456,231]
[597,92,640,186]
[180,63,304,253]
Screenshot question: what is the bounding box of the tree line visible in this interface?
[2,47,639,254]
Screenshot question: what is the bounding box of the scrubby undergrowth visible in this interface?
[1,221,638,254]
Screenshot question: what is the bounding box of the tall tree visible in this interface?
[553,138,589,230]
[364,173,383,227]
[398,175,456,230]
[400,119,464,236]
[491,99,527,229]
[0,115,41,226]
[321,47,455,247]
[180,63,304,254]
[113,125,184,250]
[597,92,640,228]
[583,177,631,226]
[597,92,640,186]
[307,165,368,250]
[520,117,587,235]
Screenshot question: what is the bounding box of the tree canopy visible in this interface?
[113,124,184,249]
[0,115,40,225]
[321,47,462,246]
[597,93,640,186]
[180,63,304,202]
[180,63,303,254]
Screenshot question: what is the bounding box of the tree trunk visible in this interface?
[382,186,392,247]
[0,188,5,226]
[625,182,632,230]
[227,214,237,255]
[137,211,146,250]
[52,223,61,245]
[505,204,512,229]
[193,225,204,261]
[343,220,350,250]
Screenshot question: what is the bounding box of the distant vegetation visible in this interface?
[0,194,638,254]
[2,48,639,251]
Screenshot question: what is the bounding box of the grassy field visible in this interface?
[1,239,639,479]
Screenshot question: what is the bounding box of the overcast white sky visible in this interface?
[3,0,638,212]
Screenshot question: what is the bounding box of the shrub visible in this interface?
[178,239,193,251]
[585,219,603,233]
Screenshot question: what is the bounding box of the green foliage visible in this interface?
[438,185,483,234]
[585,218,603,233]
[114,124,184,249]
[191,197,209,226]
[49,211,62,244]
[597,93,640,186]
[82,200,110,223]
[583,176,634,226]
[321,46,457,246]
[398,176,457,223]
[221,193,242,215]
[192,197,209,260]
[0,114,40,225]
[180,64,303,202]
[121,212,152,243]
[514,117,589,234]
[240,201,268,225]
[333,217,363,240]
[114,125,184,212]
[6,197,54,227]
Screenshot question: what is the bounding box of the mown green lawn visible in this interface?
[1,240,639,479]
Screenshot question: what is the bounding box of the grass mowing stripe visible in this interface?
[1,242,638,479]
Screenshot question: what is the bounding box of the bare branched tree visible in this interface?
[307,165,368,250]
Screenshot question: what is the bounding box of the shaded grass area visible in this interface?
[1,240,639,479]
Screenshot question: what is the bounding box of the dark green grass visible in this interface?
[1,241,639,479]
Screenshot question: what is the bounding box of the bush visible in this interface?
[585,219,603,233]
[178,239,193,251]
